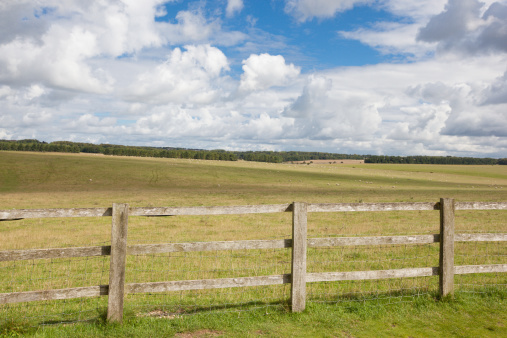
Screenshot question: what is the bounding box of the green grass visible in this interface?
[0,151,506,336]
[3,290,505,337]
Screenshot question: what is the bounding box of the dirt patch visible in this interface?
[137,310,181,319]
[175,329,224,337]
[288,159,364,165]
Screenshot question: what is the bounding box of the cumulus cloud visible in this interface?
[283,75,382,140]
[285,0,373,22]
[161,10,243,46]
[0,1,51,44]
[482,70,507,104]
[0,0,166,93]
[67,113,117,129]
[405,77,507,139]
[0,1,245,95]
[131,106,275,141]
[379,0,447,20]
[338,1,507,59]
[22,111,53,127]
[0,24,112,93]
[226,0,244,18]
[339,22,433,57]
[283,76,332,118]
[239,54,300,92]
[336,1,450,58]
[443,107,507,137]
[387,104,449,142]
[125,45,230,105]
[417,0,507,55]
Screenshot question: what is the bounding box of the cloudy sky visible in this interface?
[1,0,506,157]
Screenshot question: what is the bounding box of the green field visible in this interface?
[0,151,506,337]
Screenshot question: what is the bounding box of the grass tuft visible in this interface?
[0,318,35,336]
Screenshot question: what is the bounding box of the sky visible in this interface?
[1,0,507,157]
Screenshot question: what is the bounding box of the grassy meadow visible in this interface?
[0,150,506,337]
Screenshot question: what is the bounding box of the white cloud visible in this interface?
[69,114,117,128]
[338,0,507,60]
[482,69,507,104]
[226,0,244,18]
[280,56,506,155]
[157,9,246,47]
[285,0,373,22]
[283,75,382,140]
[335,1,449,58]
[239,53,300,92]
[417,0,507,56]
[339,22,433,58]
[379,0,447,20]
[125,45,230,105]
[22,111,53,127]
[0,1,245,95]
[162,10,219,45]
[0,24,112,93]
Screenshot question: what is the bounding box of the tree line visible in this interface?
[0,139,237,161]
[365,155,501,165]
[233,151,365,163]
[1,139,505,165]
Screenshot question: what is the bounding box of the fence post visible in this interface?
[439,198,455,298]
[107,203,129,323]
[291,202,307,312]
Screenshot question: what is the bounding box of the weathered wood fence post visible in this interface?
[291,202,307,312]
[107,203,129,323]
[439,198,455,298]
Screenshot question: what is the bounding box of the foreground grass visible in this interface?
[3,290,505,337]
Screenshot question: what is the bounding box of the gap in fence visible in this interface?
[124,212,294,317]
[306,209,442,307]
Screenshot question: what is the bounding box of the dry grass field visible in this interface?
[288,159,365,164]
[1,150,505,249]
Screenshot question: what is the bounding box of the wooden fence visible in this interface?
[1,199,506,322]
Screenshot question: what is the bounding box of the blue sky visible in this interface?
[0,0,506,157]
[160,1,393,70]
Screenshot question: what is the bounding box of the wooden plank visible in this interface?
[0,246,111,262]
[3,265,504,305]
[455,264,507,274]
[0,208,111,220]
[107,203,129,323]
[455,202,507,210]
[6,232,506,263]
[126,274,291,293]
[308,235,439,248]
[128,239,291,255]
[307,202,439,213]
[129,204,292,216]
[0,201,503,220]
[0,285,108,304]
[439,198,455,298]
[307,267,439,283]
[291,202,307,312]
[455,233,507,242]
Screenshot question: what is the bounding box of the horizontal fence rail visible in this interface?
[0,200,506,322]
[4,233,506,262]
[2,202,506,221]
